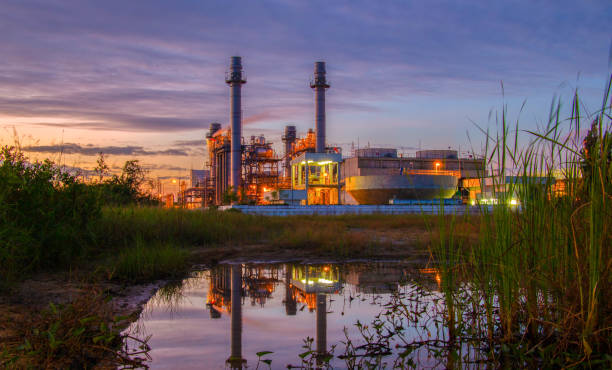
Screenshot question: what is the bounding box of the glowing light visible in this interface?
[318,278,334,284]
[471,200,476,206]
[509,199,518,206]
[171,179,177,184]
[323,266,329,272]
[317,160,332,165]
[434,162,441,171]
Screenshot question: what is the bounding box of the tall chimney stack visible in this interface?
[310,61,330,153]
[226,56,246,193]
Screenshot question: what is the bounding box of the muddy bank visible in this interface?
[1,238,428,312]
[1,240,429,321]
[0,274,166,351]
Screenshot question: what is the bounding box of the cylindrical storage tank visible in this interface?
[207,123,221,205]
[345,174,458,204]
[282,125,297,177]
[217,152,223,205]
[209,122,221,136]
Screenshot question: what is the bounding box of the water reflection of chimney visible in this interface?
[316,292,327,358]
[285,265,297,316]
[227,264,246,369]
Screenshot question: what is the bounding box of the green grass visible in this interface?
[428,75,611,366]
[110,241,189,281]
[93,206,274,248]
[92,208,437,275]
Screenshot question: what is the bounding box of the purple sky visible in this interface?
[1,0,610,179]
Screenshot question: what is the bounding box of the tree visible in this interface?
[94,152,109,182]
[119,159,146,190]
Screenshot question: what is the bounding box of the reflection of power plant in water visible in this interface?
[206,264,283,369]
[284,265,297,316]
[206,265,248,368]
[205,265,247,369]
[205,263,430,368]
[206,265,233,318]
[344,262,404,293]
[416,267,442,290]
[206,265,281,313]
[316,292,327,356]
[289,264,342,358]
[243,265,280,307]
[227,264,246,369]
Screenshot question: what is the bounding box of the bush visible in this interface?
[92,156,160,206]
[0,147,100,285]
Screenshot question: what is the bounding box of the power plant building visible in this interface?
[342,149,484,204]
[199,57,486,207]
[290,152,342,205]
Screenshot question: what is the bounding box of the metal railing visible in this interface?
[401,169,460,177]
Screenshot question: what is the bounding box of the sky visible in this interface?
[1,0,610,184]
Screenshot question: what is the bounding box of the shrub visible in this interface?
[0,147,100,285]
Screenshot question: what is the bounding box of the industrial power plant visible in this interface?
[183,56,486,208]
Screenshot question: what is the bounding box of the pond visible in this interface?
[124,262,466,369]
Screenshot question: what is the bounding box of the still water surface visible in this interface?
[126,262,445,369]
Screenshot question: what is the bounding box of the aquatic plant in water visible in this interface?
[333,76,612,368]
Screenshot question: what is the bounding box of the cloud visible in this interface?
[173,139,206,147]
[143,164,189,172]
[1,0,609,155]
[22,143,190,156]
[0,92,218,132]
[243,112,281,125]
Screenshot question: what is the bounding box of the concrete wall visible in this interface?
[341,190,359,205]
[416,150,458,159]
[218,204,486,216]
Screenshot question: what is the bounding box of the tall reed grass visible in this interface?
[430,76,611,366]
